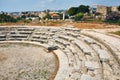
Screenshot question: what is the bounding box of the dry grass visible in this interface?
[0,21,119,29]
[70,22,107,29]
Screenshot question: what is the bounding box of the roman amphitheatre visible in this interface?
[0,24,120,80]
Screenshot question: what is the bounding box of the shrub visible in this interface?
[106,12,120,21]
[105,12,120,25]
[74,13,84,21]
[43,14,51,20]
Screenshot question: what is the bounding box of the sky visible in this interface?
[0,0,120,12]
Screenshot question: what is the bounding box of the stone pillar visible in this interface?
[39,12,46,24]
[63,11,65,20]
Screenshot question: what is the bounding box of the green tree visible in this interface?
[67,5,90,16]
[43,14,51,20]
[77,5,90,13]
[118,6,120,11]
[21,15,26,19]
[0,13,17,22]
[67,7,78,16]
[74,13,84,21]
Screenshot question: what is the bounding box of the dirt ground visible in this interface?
[0,43,57,80]
[0,21,120,29]
[69,22,119,29]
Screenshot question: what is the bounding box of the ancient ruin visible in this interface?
[0,26,120,80]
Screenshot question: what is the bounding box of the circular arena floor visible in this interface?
[0,43,57,80]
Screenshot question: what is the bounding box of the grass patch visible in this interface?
[0,44,11,47]
[83,19,104,23]
[104,20,120,25]
[83,19,120,25]
[110,31,120,36]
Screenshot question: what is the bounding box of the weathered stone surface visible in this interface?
[0,26,120,80]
